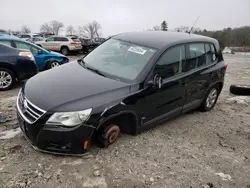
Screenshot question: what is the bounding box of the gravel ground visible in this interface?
[0,54,250,188]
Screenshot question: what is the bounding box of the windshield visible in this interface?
[83,39,156,81]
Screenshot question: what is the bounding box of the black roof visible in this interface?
[113,31,217,49]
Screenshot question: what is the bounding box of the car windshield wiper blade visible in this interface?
[78,59,106,77]
[77,58,85,67]
[86,66,106,77]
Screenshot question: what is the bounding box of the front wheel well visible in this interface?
[98,113,137,135]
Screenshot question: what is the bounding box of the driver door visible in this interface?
[141,45,187,124]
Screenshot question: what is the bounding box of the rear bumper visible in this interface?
[17,111,95,155]
[69,46,82,51]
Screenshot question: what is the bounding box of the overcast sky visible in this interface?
[0,0,249,36]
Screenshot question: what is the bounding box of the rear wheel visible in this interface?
[98,124,120,148]
[0,68,16,91]
[46,61,60,69]
[200,85,219,111]
[61,47,69,56]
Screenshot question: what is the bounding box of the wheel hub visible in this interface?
[105,125,120,144]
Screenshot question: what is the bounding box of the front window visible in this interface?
[83,39,156,81]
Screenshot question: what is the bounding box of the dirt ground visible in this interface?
[0,54,250,188]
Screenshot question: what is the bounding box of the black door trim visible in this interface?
[142,106,182,127]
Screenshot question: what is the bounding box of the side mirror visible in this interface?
[38,50,43,54]
[45,39,48,42]
[147,74,163,89]
[154,74,163,89]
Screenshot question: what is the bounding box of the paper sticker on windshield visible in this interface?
[128,47,147,55]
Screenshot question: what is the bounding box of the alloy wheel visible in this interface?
[51,62,60,68]
[0,71,12,89]
[206,88,218,108]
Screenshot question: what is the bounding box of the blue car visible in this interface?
[0,37,69,70]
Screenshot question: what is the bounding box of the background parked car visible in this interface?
[17,34,42,41]
[78,38,93,53]
[222,47,235,54]
[0,37,69,70]
[27,37,45,43]
[0,44,37,91]
[91,37,106,48]
[35,36,82,56]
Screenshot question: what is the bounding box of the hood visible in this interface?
[24,61,130,112]
[49,51,65,57]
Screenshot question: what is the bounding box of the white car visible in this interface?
[36,36,82,56]
[222,47,234,54]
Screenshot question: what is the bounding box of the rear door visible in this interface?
[43,37,55,50]
[55,37,68,51]
[182,42,218,112]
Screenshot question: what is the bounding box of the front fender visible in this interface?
[87,98,139,130]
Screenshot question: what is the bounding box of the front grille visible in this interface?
[17,90,46,124]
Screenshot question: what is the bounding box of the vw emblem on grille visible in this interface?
[22,99,28,113]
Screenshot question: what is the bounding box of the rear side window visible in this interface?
[15,41,30,50]
[55,37,68,42]
[184,43,206,72]
[154,45,185,79]
[0,40,12,47]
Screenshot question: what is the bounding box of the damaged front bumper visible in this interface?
[17,112,95,155]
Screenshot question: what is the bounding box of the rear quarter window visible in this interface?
[71,38,80,42]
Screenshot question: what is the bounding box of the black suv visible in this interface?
[0,44,37,91]
[16,31,227,155]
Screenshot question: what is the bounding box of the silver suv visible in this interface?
[36,36,82,56]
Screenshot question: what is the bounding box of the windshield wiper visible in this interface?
[86,66,106,77]
[78,59,106,77]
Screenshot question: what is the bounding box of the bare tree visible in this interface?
[21,26,31,33]
[153,25,161,31]
[78,21,101,39]
[40,22,52,33]
[66,25,76,35]
[50,20,64,35]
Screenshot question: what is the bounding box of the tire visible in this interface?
[46,61,60,69]
[200,85,220,112]
[61,47,69,56]
[0,68,16,91]
[98,124,120,148]
[230,84,250,96]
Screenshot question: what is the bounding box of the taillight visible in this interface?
[19,52,35,61]
[224,64,228,70]
[71,42,77,45]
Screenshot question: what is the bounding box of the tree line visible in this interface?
[148,21,250,49]
[3,20,250,48]
[2,20,102,39]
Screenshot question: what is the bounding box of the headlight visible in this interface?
[46,108,92,127]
